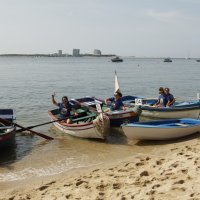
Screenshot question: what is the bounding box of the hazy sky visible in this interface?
[0,0,200,57]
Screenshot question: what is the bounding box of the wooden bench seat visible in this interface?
[72,113,97,123]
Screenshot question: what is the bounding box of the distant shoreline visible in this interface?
[0,54,199,59]
[0,54,116,58]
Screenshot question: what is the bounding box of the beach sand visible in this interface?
[1,133,200,200]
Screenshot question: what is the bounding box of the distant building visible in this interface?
[93,49,101,55]
[58,50,62,56]
[73,49,80,56]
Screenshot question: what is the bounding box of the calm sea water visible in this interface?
[0,56,199,184]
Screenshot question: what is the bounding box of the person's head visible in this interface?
[114,91,122,99]
[164,87,170,94]
[62,96,69,105]
[159,87,165,94]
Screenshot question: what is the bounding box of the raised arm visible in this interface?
[52,94,58,106]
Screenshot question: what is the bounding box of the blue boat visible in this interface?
[0,109,16,148]
[71,96,141,127]
[122,118,200,140]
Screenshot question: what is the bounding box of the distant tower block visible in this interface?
[73,49,80,56]
[58,50,62,56]
[94,49,101,55]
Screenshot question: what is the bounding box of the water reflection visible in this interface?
[0,134,36,166]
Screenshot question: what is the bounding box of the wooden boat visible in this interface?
[137,100,200,119]
[121,118,200,140]
[0,109,16,148]
[71,96,141,127]
[125,94,200,119]
[111,56,123,62]
[164,57,172,62]
[48,105,110,139]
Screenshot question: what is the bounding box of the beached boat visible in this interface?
[164,57,172,62]
[48,105,110,139]
[111,56,123,62]
[141,101,200,119]
[124,94,200,119]
[135,99,200,119]
[71,96,141,127]
[121,118,200,140]
[0,109,16,148]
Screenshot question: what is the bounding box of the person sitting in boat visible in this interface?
[154,87,168,107]
[104,91,124,111]
[52,94,74,123]
[164,87,175,107]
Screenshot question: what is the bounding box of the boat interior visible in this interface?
[51,107,97,124]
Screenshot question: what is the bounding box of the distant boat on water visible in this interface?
[196,59,200,62]
[164,57,172,62]
[111,56,123,62]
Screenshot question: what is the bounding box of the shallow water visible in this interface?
[0,56,199,183]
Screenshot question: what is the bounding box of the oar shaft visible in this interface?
[15,123,54,140]
[0,118,54,140]
[16,117,69,132]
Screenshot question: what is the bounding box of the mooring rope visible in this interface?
[93,113,110,137]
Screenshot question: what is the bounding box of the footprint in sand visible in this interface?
[76,180,88,186]
[140,171,149,177]
[156,159,165,165]
[152,184,160,189]
[136,162,144,166]
[38,181,56,191]
[113,183,121,189]
[38,185,49,191]
[96,184,108,191]
[181,169,188,174]
[171,162,179,168]
[173,180,185,185]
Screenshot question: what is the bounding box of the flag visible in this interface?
[114,70,121,94]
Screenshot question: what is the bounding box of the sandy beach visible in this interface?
[1,133,200,200]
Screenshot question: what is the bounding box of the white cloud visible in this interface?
[146,9,182,23]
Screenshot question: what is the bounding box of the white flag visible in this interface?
[114,70,121,94]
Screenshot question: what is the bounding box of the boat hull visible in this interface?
[0,109,16,148]
[0,127,16,148]
[106,110,139,127]
[48,109,107,139]
[122,118,200,140]
[52,121,104,139]
[141,101,200,119]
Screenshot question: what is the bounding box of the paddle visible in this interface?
[0,118,54,140]
[16,117,70,133]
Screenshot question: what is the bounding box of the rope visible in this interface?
[132,105,142,116]
[93,113,110,137]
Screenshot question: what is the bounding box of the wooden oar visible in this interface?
[0,118,54,140]
[16,117,69,132]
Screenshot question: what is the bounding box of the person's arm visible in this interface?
[168,96,175,106]
[153,99,160,106]
[52,94,58,106]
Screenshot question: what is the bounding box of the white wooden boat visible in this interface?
[121,118,200,140]
[132,94,200,119]
[48,105,109,139]
[140,101,200,119]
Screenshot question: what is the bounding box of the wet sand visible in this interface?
[1,132,200,200]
